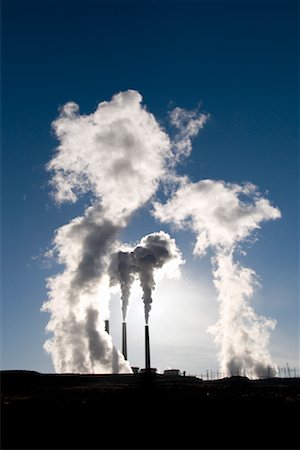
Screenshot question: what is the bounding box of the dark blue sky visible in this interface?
[1,0,298,372]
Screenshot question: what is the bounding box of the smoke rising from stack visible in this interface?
[154,179,281,377]
[42,90,188,373]
[43,88,280,377]
[110,231,184,324]
[109,250,138,322]
[135,232,183,324]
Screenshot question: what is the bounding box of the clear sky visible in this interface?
[1,0,298,375]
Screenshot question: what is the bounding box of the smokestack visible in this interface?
[122,322,127,360]
[105,320,110,334]
[145,325,151,370]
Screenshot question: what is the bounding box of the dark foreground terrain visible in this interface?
[1,370,299,449]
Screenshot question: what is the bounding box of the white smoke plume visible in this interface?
[109,248,138,322]
[110,231,184,324]
[154,179,281,377]
[210,251,277,378]
[135,232,184,323]
[43,90,177,373]
[42,206,125,373]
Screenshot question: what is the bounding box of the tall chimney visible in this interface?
[145,325,151,370]
[122,322,127,360]
[105,320,110,334]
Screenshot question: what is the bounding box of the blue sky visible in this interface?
[1,0,298,374]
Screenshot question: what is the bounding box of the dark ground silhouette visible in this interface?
[1,370,299,449]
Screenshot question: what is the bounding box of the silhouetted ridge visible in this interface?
[1,371,298,449]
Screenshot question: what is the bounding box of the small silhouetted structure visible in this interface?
[140,368,157,374]
[163,369,180,376]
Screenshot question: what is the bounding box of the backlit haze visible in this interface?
[1,0,298,376]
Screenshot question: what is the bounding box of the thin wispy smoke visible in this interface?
[170,107,209,159]
[43,90,180,373]
[154,179,281,377]
[110,231,184,324]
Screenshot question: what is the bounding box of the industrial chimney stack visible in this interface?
[105,320,110,334]
[145,325,151,370]
[122,322,127,360]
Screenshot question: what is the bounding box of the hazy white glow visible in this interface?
[111,271,218,374]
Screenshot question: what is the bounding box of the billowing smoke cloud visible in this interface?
[110,231,184,324]
[48,90,172,218]
[154,179,281,377]
[43,87,279,378]
[43,90,180,373]
[42,206,125,373]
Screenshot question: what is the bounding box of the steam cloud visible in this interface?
[43,88,279,377]
[42,90,186,373]
[154,179,281,377]
[110,231,184,324]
